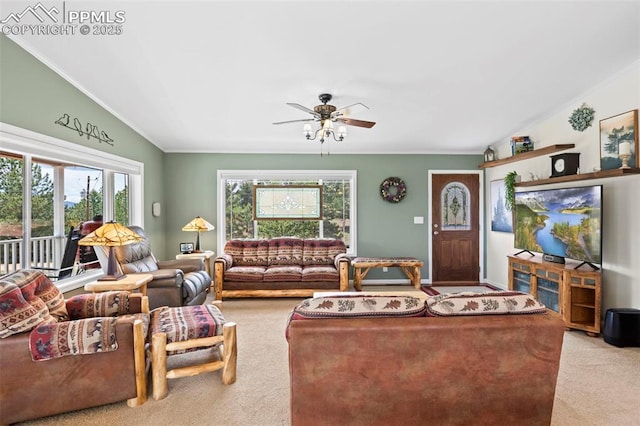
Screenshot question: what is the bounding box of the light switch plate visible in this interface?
[413,216,424,224]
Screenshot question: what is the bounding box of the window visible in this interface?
[441,181,471,230]
[114,172,130,224]
[0,123,143,290]
[218,170,356,254]
[64,166,103,230]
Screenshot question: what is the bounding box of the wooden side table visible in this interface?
[84,273,153,296]
[175,250,215,277]
[352,257,424,290]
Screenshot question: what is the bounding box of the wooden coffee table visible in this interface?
[84,273,153,296]
[352,257,424,290]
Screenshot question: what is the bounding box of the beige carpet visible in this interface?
[17,288,640,426]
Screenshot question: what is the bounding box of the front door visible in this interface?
[431,173,480,282]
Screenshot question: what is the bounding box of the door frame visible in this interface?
[427,170,485,283]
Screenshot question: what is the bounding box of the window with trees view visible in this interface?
[64,166,103,230]
[1,123,144,286]
[0,154,131,276]
[218,170,356,254]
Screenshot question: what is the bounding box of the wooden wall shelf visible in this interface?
[478,144,575,169]
[515,167,640,187]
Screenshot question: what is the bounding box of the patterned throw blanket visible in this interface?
[29,317,118,361]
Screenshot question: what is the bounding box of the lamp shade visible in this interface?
[78,221,142,247]
[303,123,312,137]
[182,216,215,252]
[78,221,142,281]
[182,216,215,232]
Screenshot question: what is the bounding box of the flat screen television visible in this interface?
[513,185,602,269]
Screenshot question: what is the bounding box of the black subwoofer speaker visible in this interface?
[603,308,640,347]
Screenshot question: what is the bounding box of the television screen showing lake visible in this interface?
[514,186,602,264]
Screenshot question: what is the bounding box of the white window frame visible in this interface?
[217,169,357,255]
[0,122,144,292]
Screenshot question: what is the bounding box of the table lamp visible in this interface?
[181,216,215,253]
[78,221,142,281]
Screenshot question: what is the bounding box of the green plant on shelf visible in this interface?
[504,171,519,211]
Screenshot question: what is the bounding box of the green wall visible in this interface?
[0,35,167,257]
[164,153,481,280]
[1,35,483,279]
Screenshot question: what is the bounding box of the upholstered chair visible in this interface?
[94,226,210,309]
[0,270,148,424]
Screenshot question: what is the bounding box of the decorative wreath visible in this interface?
[380,177,407,203]
[568,103,595,132]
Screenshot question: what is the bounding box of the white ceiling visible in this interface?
[6,1,640,154]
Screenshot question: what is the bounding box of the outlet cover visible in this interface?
[414,216,424,224]
[383,267,388,272]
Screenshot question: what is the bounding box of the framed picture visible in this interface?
[180,242,194,254]
[600,109,638,170]
[490,179,513,233]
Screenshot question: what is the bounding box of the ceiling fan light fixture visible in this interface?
[275,93,375,151]
[337,125,347,140]
[304,120,344,144]
[303,123,313,138]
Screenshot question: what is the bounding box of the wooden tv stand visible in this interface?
[508,254,602,336]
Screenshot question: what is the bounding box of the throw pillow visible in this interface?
[32,271,69,321]
[66,291,132,319]
[0,273,55,338]
[426,291,547,316]
[0,269,68,321]
[291,294,426,319]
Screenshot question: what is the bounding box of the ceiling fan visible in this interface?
[273,93,376,143]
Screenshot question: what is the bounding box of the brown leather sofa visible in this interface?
[95,226,211,309]
[0,275,148,424]
[287,295,565,426]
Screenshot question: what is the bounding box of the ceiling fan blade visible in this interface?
[273,118,316,125]
[332,103,369,117]
[286,103,320,117]
[338,117,376,128]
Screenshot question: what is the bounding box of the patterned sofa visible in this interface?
[213,238,350,299]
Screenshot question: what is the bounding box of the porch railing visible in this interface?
[1,235,61,276]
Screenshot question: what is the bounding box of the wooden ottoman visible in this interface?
[150,303,237,400]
